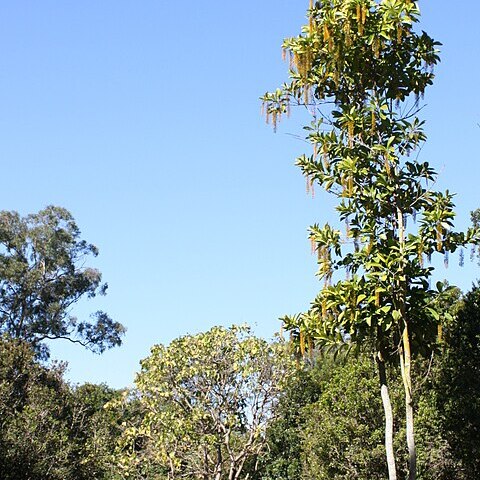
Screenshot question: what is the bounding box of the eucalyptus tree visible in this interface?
[0,206,124,358]
[261,1,479,479]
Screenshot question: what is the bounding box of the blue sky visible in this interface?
[0,1,478,388]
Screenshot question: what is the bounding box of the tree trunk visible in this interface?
[377,353,397,480]
[396,207,416,480]
[400,324,416,480]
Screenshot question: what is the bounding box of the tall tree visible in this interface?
[261,1,479,479]
[0,206,124,358]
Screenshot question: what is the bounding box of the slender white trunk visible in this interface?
[396,208,416,480]
[377,353,397,480]
[400,327,416,480]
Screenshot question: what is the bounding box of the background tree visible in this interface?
[261,1,479,479]
[0,339,73,479]
[255,283,478,480]
[253,352,405,480]
[113,325,293,480]
[300,355,406,480]
[253,356,327,480]
[422,284,480,479]
[68,382,126,479]
[0,205,125,358]
[0,338,125,480]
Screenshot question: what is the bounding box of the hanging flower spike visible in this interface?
[357,4,364,35]
[347,120,354,147]
[306,47,312,74]
[437,323,443,343]
[304,84,310,105]
[289,50,295,70]
[299,330,306,356]
[417,242,424,267]
[436,222,443,251]
[272,110,278,131]
[323,23,330,42]
[293,51,300,73]
[344,20,352,47]
[375,288,381,307]
[323,153,330,169]
[321,297,327,318]
[384,155,391,176]
[397,24,403,43]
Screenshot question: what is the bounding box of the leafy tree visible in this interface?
[253,357,328,480]
[113,325,293,480]
[261,2,479,479]
[0,338,125,479]
[425,285,480,478]
[300,355,405,480]
[258,287,479,480]
[68,382,126,479]
[0,338,74,479]
[0,205,125,358]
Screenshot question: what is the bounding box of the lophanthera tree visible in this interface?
[261,1,479,479]
[0,206,125,358]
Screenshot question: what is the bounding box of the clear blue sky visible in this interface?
[0,1,478,388]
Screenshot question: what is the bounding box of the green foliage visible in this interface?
[254,284,480,480]
[300,356,403,480]
[263,0,478,363]
[0,206,125,358]
[426,285,480,478]
[0,338,123,479]
[0,339,72,479]
[262,3,479,478]
[68,382,126,479]
[254,358,330,480]
[113,325,293,480]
